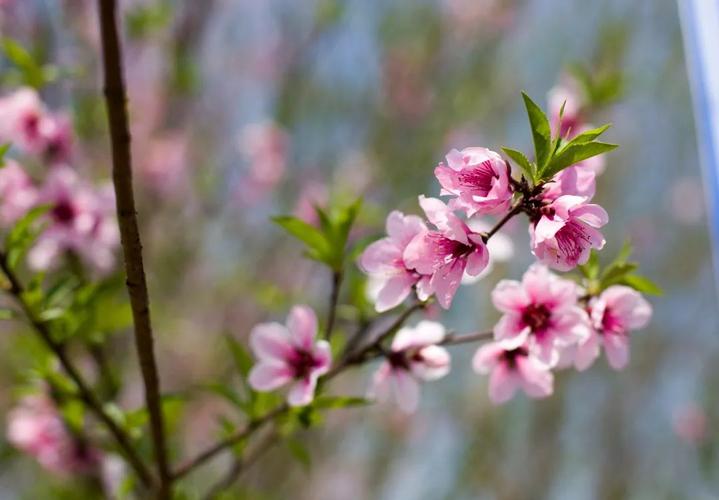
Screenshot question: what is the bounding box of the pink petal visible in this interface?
[491,280,530,313]
[386,210,426,247]
[311,340,332,374]
[572,203,609,227]
[516,357,553,398]
[430,259,465,309]
[472,342,505,373]
[392,370,421,413]
[410,345,450,381]
[375,273,415,312]
[418,195,468,244]
[287,305,318,351]
[287,375,319,407]
[465,242,489,276]
[573,332,601,371]
[603,334,630,370]
[368,362,392,402]
[392,320,445,351]
[488,364,519,404]
[360,239,402,275]
[248,362,293,391]
[249,323,293,361]
[403,232,435,275]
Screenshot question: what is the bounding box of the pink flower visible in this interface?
[360,211,430,312]
[235,121,287,204]
[0,159,37,226]
[28,166,119,274]
[7,395,100,475]
[542,165,596,201]
[0,88,73,163]
[404,196,489,308]
[434,147,513,216]
[473,338,553,404]
[571,286,652,371]
[530,195,608,271]
[369,321,450,413]
[548,79,584,138]
[248,305,332,406]
[492,264,588,365]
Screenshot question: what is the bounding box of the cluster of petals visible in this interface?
[564,285,652,371]
[369,321,450,412]
[6,395,100,475]
[248,305,331,407]
[434,147,513,216]
[0,87,72,164]
[0,159,38,226]
[529,194,608,271]
[403,196,489,308]
[28,166,119,274]
[235,121,287,204]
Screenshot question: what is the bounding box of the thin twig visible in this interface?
[483,202,523,242]
[324,271,342,340]
[202,431,279,500]
[172,404,288,480]
[96,0,170,494]
[441,330,494,346]
[0,252,153,487]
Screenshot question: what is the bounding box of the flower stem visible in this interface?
[324,270,342,340]
[96,0,170,495]
[0,251,153,487]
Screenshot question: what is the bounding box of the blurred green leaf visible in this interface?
[286,438,312,471]
[126,2,172,39]
[620,274,663,296]
[1,37,56,88]
[312,395,371,410]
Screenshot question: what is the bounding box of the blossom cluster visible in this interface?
[0,88,119,274]
[244,88,654,412]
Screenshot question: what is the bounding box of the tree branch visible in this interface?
[324,270,342,340]
[96,0,170,494]
[0,252,153,487]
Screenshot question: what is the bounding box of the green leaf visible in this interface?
[1,38,53,88]
[578,250,600,279]
[620,274,663,296]
[502,147,535,182]
[273,216,329,254]
[0,143,11,168]
[5,205,50,270]
[521,92,552,169]
[541,141,618,179]
[600,262,638,287]
[225,336,253,379]
[567,124,611,144]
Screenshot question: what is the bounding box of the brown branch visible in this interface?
[96,0,170,495]
[483,202,523,242]
[0,252,153,487]
[441,330,494,346]
[324,271,342,340]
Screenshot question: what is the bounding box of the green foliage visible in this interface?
[579,243,662,296]
[125,2,172,39]
[568,62,624,109]
[506,93,617,184]
[1,37,57,89]
[4,205,49,271]
[286,438,312,470]
[0,143,11,168]
[273,198,362,271]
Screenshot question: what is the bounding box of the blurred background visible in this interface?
[0,0,717,498]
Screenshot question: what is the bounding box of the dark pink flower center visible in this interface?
[22,113,40,139]
[600,308,624,336]
[288,348,322,379]
[387,350,411,370]
[555,220,592,261]
[457,160,497,195]
[51,199,76,224]
[521,303,551,334]
[429,233,473,263]
[501,346,529,369]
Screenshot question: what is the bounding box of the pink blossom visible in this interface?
[473,338,553,404]
[360,211,430,312]
[542,165,596,201]
[404,196,489,308]
[137,133,189,197]
[0,159,37,225]
[369,321,450,413]
[0,88,72,163]
[492,264,588,365]
[248,305,332,406]
[570,286,652,371]
[7,395,100,475]
[235,121,287,204]
[530,195,608,271]
[293,180,328,225]
[434,147,513,216]
[28,166,119,274]
[548,79,584,138]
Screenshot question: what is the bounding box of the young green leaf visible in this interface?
[620,274,663,296]
[521,92,552,169]
[541,141,618,180]
[502,147,535,182]
[567,124,611,144]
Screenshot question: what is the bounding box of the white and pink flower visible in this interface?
[360,211,430,312]
[530,195,608,271]
[434,147,513,217]
[0,159,37,226]
[404,196,489,308]
[570,285,652,371]
[248,305,332,407]
[473,338,553,404]
[491,264,588,365]
[7,394,100,475]
[28,166,119,274]
[369,321,450,413]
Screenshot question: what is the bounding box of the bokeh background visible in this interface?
[0,0,717,498]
